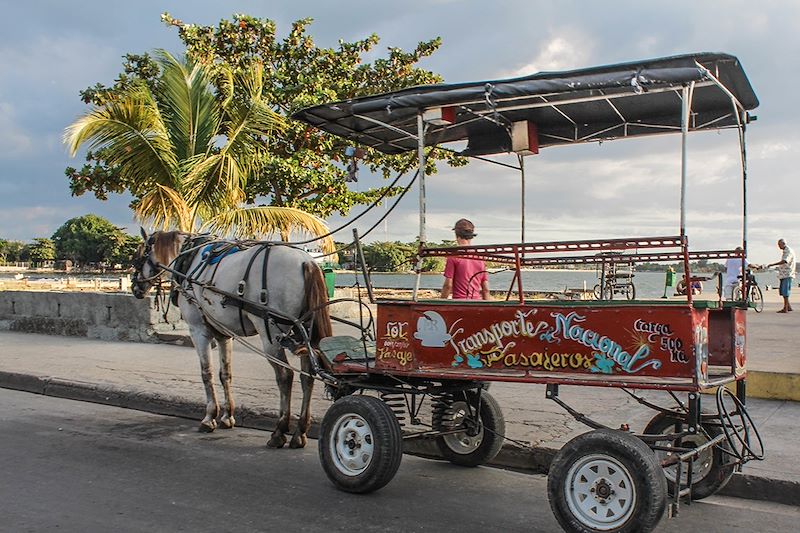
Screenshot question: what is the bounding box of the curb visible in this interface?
[1,370,796,507]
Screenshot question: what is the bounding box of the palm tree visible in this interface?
[64,51,334,252]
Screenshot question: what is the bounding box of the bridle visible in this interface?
[131,235,167,294]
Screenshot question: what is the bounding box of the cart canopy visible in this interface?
[292,52,758,156]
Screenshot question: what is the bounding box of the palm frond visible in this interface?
[135,184,193,231]
[155,50,220,161]
[64,87,178,188]
[202,206,335,253]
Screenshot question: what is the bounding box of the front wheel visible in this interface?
[548,429,667,533]
[750,285,764,312]
[624,284,636,300]
[644,412,735,500]
[434,390,505,467]
[319,395,403,493]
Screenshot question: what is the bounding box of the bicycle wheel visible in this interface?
[732,285,743,301]
[750,285,764,313]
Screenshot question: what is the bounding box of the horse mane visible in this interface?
[303,261,333,345]
[152,231,187,265]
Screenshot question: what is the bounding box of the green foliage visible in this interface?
[28,238,56,263]
[67,13,466,225]
[361,241,416,272]
[51,214,131,265]
[0,239,27,263]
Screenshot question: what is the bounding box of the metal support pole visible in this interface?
[519,153,526,243]
[353,228,374,304]
[680,84,694,306]
[413,113,427,301]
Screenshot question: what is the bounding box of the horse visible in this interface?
[131,229,332,449]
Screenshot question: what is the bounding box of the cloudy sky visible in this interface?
[0,0,797,263]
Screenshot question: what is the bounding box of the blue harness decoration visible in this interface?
[201,243,241,264]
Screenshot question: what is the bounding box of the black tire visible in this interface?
[548,429,667,533]
[750,285,764,313]
[319,395,403,493]
[593,284,602,300]
[624,284,636,301]
[434,390,505,467]
[644,412,735,500]
[603,284,615,301]
[732,285,743,301]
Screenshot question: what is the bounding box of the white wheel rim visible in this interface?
[564,454,636,530]
[329,413,374,476]
[652,430,713,485]
[441,401,484,454]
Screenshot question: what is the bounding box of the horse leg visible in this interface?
[216,336,236,429]
[267,347,293,448]
[191,330,219,433]
[290,352,314,449]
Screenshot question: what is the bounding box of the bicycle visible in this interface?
[732,268,764,312]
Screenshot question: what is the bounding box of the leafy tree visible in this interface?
[28,238,56,264]
[362,241,416,272]
[66,14,465,238]
[52,214,130,265]
[0,239,27,263]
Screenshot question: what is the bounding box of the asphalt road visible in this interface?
[2,389,797,533]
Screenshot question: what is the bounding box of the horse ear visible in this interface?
[140,227,148,241]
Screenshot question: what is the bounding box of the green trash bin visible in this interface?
[322,265,335,298]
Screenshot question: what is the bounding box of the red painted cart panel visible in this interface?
[371,301,745,389]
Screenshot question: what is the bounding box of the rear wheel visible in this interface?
[750,285,764,312]
[548,429,667,533]
[624,284,636,300]
[593,284,602,300]
[434,390,505,467]
[644,412,735,500]
[732,285,743,301]
[319,395,403,493]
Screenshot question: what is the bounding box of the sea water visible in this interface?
[334,270,776,299]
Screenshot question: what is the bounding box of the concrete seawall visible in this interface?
[0,291,185,342]
[0,289,371,343]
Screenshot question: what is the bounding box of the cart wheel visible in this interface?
[319,395,403,493]
[593,284,602,300]
[750,286,764,313]
[624,284,636,300]
[644,412,735,500]
[435,390,505,467]
[602,284,615,301]
[548,429,667,533]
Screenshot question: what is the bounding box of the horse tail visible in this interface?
[303,261,333,345]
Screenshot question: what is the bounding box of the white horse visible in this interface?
[131,230,332,449]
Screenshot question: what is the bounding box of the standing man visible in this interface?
[441,219,492,300]
[767,238,795,313]
[724,247,747,300]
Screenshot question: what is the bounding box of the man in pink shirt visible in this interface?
[441,219,492,300]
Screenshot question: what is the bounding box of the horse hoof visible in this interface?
[289,434,307,449]
[198,421,217,433]
[267,434,287,448]
[219,416,236,429]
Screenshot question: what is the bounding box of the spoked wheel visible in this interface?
[319,395,403,493]
[603,284,615,301]
[644,412,735,500]
[624,284,636,301]
[434,390,505,467]
[548,429,667,533]
[750,286,764,312]
[593,284,602,300]
[732,286,743,301]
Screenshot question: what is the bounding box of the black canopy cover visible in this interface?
[292,52,758,156]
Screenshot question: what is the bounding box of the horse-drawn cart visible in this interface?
[292,53,764,532]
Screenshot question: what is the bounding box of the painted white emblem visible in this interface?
[414,311,451,347]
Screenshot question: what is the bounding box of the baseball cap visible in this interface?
[453,218,476,239]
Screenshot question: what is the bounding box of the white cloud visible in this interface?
[500,32,592,78]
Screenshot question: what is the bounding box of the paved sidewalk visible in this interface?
[1,321,798,506]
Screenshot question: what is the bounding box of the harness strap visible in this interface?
[237,244,272,338]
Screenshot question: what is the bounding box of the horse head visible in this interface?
[131,228,187,299]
